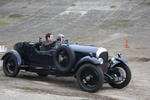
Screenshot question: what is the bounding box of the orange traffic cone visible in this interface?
[125,40,129,48]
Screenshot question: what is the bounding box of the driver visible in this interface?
[40,33,56,51]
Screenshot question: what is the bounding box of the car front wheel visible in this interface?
[107,64,131,88]
[76,63,104,92]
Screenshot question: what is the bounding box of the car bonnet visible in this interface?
[69,44,99,54]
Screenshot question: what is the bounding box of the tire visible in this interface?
[53,45,75,73]
[3,55,20,77]
[37,73,48,77]
[108,63,131,89]
[76,63,104,92]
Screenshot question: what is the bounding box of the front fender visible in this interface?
[109,56,127,68]
[73,56,100,71]
[1,50,22,66]
[116,57,127,64]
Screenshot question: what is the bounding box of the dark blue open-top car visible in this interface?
[1,39,131,92]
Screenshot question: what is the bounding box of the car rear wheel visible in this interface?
[53,45,75,73]
[76,63,104,92]
[3,55,20,77]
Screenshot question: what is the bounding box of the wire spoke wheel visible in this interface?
[3,55,20,77]
[81,68,99,88]
[77,64,104,92]
[6,58,16,74]
[111,67,126,84]
[56,50,69,68]
[108,64,131,88]
[54,45,75,73]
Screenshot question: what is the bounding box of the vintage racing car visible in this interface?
[1,39,131,92]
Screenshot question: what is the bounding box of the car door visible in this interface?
[29,47,54,67]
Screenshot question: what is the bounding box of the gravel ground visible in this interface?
[0,0,150,100]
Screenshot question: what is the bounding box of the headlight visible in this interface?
[98,58,104,64]
[111,57,117,63]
